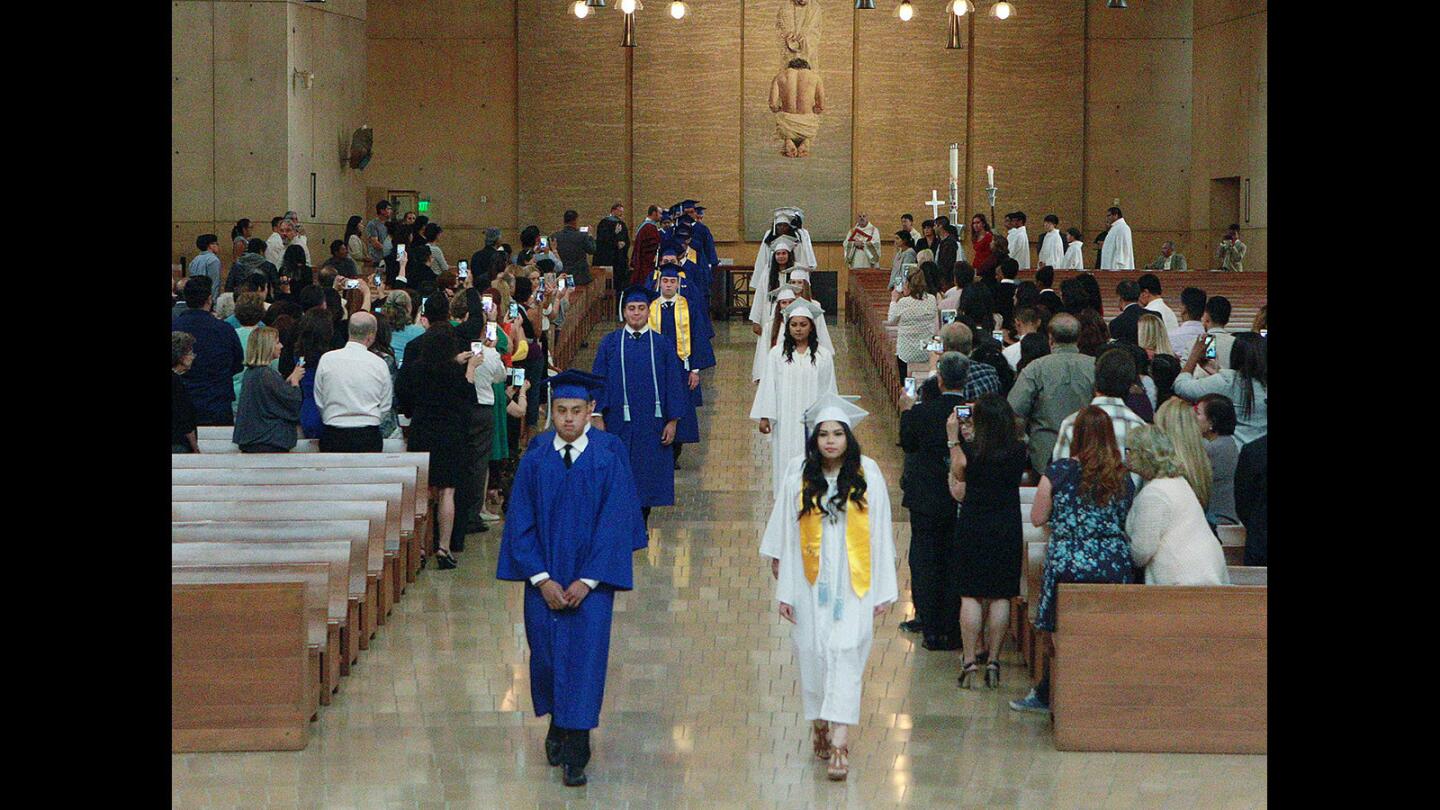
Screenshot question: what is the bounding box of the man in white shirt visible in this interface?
[1037,215,1065,268]
[1098,206,1134,270]
[900,213,923,247]
[1002,306,1042,371]
[265,216,295,268]
[1006,211,1031,270]
[1136,272,1180,332]
[1168,287,1208,359]
[314,312,393,452]
[466,323,509,527]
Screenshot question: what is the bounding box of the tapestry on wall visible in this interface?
[743,0,852,242]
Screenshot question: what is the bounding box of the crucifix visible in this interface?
[924,190,945,220]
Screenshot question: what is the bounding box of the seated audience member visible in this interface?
[1175,331,1267,445]
[1150,353,1181,406]
[1153,397,1215,517]
[1200,295,1236,371]
[1145,240,1188,271]
[1051,347,1148,462]
[1234,434,1267,566]
[1169,287,1207,358]
[172,276,245,426]
[1016,333,1049,374]
[1123,426,1230,585]
[1012,406,1137,714]
[1108,280,1144,344]
[1007,313,1095,475]
[233,327,305,453]
[1002,306,1042,372]
[1194,393,1241,526]
[172,332,199,453]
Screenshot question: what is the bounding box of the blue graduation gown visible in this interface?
[591,327,691,506]
[495,429,648,730]
[654,296,710,445]
[680,257,715,340]
[692,221,719,275]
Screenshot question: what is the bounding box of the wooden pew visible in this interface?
[171,466,420,598]
[1226,565,1267,586]
[171,501,387,650]
[171,520,370,674]
[1051,583,1267,754]
[171,484,404,621]
[171,453,432,584]
[195,437,408,454]
[172,582,310,752]
[1023,541,1048,677]
[172,560,333,710]
[1217,524,1247,566]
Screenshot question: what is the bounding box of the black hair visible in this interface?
[183,275,213,309]
[297,285,326,311]
[1198,393,1237,436]
[1017,333,1049,373]
[768,247,796,291]
[411,242,432,265]
[1014,281,1040,310]
[901,213,914,222]
[781,315,818,365]
[895,230,915,247]
[295,308,333,369]
[1095,347,1138,398]
[230,219,251,240]
[376,199,392,215]
[1136,273,1162,296]
[918,375,942,403]
[1117,279,1141,303]
[971,344,1014,396]
[241,272,269,293]
[1150,353,1181,405]
[418,320,460,368]
[513,275,534,305]
[1035,265,1054,289]
[1044,214,1059,226]
[329,239,344,256]
[196,234,219,251]
[423,222,442,241]
[271,216,284,228]
[520,225,541,249]
[1180,287,1207,320]
[564,210,578,224]
[1000,259,1019,280]
[968,393,1021,463]
[954,261,975,289]
[787,57,811,69]
[1075,273,1103,317]
[370,315,395,361]
[1228,333,1267,419]
[246,238,267,255]
[799,422,867,520]
[921,219,935,229]
[344,215,362,241]
[1108,206,1123,218]
[1060,278,1088,314]
[1204,296,1231,327]
[1012,212,1027,225]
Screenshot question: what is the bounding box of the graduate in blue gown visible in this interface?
[689,203,720,278]
[590,285,690,524]
[671,220,714,338]
[648,261,714,463]
[495,369,648,788]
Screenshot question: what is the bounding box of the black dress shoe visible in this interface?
[436,551,458,570]
[922,635,962,651]
[545,738,561,767]
[562,764,587,786]
[899,619,924,634]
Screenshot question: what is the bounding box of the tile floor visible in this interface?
[172,319,1267,809]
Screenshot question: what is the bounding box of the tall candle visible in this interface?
[987,165,994,187]
[949,143,959,182]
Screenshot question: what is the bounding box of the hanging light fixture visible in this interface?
[1107,0,1128,7]
[619,0,637,13]
[952,0,976,15]
[670,1,687,19]
[572,1,591,19]
[946,3,964,48]
[855,0,877,9]
[990,1,1015,19]
[585,0,607,6]
[896,0,915,22]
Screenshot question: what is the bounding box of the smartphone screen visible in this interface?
[1203,335,1217,360]
[579,226,589,233]
[459,261,469,273]
[1259,329,1268,338]
[926,336,943,352]
[470,341,484,355]
[539,237,549,250]
[940,309,957,325]
[509,302,520,319]
[396,243,406,256]
[486,322,497,342]
[512,368,525,386]
[459,268,469,279]
[557,276,566,291]
[482,295,494,312]
[373,273,383,286]
[345,279,360,289]
[954,404,972,421]
[903,377,918,399]
[992,330,1005,343]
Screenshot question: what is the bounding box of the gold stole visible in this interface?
[797,479,872,599]
[648,295,691,360]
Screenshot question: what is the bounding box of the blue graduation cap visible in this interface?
[546,369,606,402]
[673,224,693,240]
[692,205,706,214]
[678,199,698,210]
[677,214,697,228]
[620,284,659,305]
[657,262,683,279]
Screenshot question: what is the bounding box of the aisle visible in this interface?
[172,319,1266,809]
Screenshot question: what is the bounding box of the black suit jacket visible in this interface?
[1108,302,1144,344]
[993,280,1018,327]
[898,394,963,516]
[937,235,960,277]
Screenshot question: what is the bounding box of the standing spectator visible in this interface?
[1051,347,1147,462]
[1217,224,1246,272]
[901,213,923,246]
[1034,265,1063,314]
[896,352,967,650]
[1016,333,1050,374]
[1194,393,1241,526]
[1107,280,1144,345]
[1136,272,1180,332]
[283,211,312,265]
[227,238,275,294]
[938,322,1001,400]
[886,267,940,383]
[1234,435,1267,566]
[292,309,333,439]
[233,327,304,453]
[889,231,917,290]
[934,219,960,290]
[384,290,425,365]
[551,210,597,286]
[171,332,200,453]
[1007,313,1096,475]
[230,219,253,263]
[1154,397,1214,515]
[369,316,400,440]
[213,292,237,326]
[463,314,508,532]
[1175,331,1267,445]
[423,222,449,273]
[1075,310,1109,358]
[969,342,1014,397]
[231,292,268,409]
[1011,406,1137,714]
[593,202,630,272]
[1003,306,1042,371]
[968,214,994,272]
[1150,353,1181,406]
[344,216,366,269]
[187,234,223,291]
[280,244,312,295]
[406,242,438,291]
[1169,287,1207,358]
[1123,426,1230,585]
[265,216,292,267]
[1074,273,1104,318]
[365,200,394,271]
[314,312,393,453]
[172,276,244,426]
[1137,312,1174,359]
[947,392,1027,690]
[472,227,505,279]
[1200,295,1236,371]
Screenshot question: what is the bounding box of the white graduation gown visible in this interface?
[749,343,837,496]
[1100,217,1135,270]
[1037,230,1065,268]
[749,231,819,324]
[750,298,835,383]
[1059,241,1085,270]
[1007,226,1031,270]
[761,455,899,726]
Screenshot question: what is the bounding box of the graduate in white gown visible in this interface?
[750,272,834,383]
[1099,206,1134,270]
[759,393,898,782]
[750,299,837,496]
[749,208,817,326]
[1060,227,1086,270]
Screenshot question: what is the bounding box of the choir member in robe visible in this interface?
[649,262,714,465]
[1007,211,1032,271]
[591,285,690,527]
[495,369,648,788]
[759,393,898,782]
[629,205,661,287]
[844,213,882,270]
[1060,227,1086,270]
[1099,207,1134,270]
[750,274,834,383]
[750,299,837,496]
[1037,214,1065,268]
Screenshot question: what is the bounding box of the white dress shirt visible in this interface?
[265,232,287,267]
[530,424,599,590]
[314,341,393,427]
[1168,319,1205,359]
[1145,297,1181,332]
[471,344,507,405]
[1002,338,1024,371]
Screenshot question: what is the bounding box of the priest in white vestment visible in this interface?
[752,276,834,383]
[749,208,818,325]
[1037,215,1065,268]
[1060,227,1086,270]
[843,214,881,270]
[1099,207,1134,270]
[750,299,837,496]
[759,393,897,782]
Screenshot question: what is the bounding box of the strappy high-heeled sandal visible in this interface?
[827,745,850,781]
[958,659,980,689]
[985,659,1001,689]
[812,723,832,760]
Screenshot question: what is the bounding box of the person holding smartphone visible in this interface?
[550,209,596,287]
[463,312,509,533]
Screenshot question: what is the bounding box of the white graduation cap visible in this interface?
[768,283,801,303]
[782,298,821,324]
[772,206,804,226]
[769,234,798,254]
[788,267,811,282]
[803,393,868,434]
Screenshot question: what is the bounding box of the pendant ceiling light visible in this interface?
[572,1,591,19]
[896,0,915,22]
[946,3,964,48]
[856,0,877,9]
[585,0,607,6]
[619,0,638,13]
[952,0,976,15]
[1107,0,1128,7]
[990,1,1015,20]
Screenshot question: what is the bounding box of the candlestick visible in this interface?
[949,143,959,183]
[987,165,994,187]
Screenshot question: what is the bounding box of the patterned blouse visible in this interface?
[1034,458,1136,632]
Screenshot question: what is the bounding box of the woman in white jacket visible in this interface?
[1123,426,1229,585]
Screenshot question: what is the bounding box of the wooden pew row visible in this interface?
[172,484,403,621]
[1051,582,1267,754]
[172,582,310,752]
[172,465,421,597]
[172,520,371,674]
[195,437,408,454]
[171,453,432,584]
[1218,523,1246,566]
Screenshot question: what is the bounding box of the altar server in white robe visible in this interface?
[750,299,837,496]
[759,393,898,782]
[1006,211,1031,270]
[1060,227,1086,270]
[749,209,817,326]
[1099,206,1135,270]
[751,273,834,383]
[1037,214,1066,268]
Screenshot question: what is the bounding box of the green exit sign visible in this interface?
[417,200,430,213]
